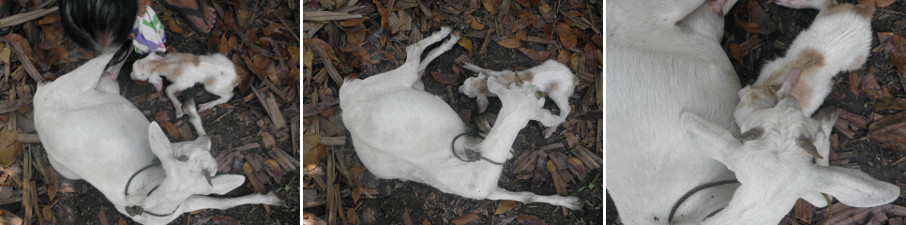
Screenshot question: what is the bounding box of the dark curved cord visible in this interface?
[124,159,161,196]
[451,132,504,165]
[668,179,739,224]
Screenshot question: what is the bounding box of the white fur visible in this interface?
[131,53,238,118]
[607,0,897,224]
[34,51,280,225]
[736,0,872,123]
[340,27,580,209]
[459,60,575,137]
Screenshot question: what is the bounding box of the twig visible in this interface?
[0,6,58,28]
[8,40,42,83]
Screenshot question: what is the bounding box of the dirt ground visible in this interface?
[0,1,301,225]
[303,0,603,224]
[607,0,906,224]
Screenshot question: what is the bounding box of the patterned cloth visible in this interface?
[132,5,166,54]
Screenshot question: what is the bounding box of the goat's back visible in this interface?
[606,25,741,223]
[34,54,154,204]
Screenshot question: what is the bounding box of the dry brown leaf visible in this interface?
[546,160,566,195]
[41,205,51,223]
[218,34,229,56]
[567,157,587,179]
[158,121,179,139]
[451,213,479,225]
[340,17,369,27]
[570,52,581,70]
[497,38,522,49]
[452,64,461,75]
[495,200,518,215]
[347,208,357,225]
[733,14,762,34]
[118,217,127,225]
[236,8,250,28]
[212,215,241,225]
[261,132,276,149]
[459,37,474,57]
[515,30,527,41]
[166,17,184,34]
[557,50,570,65]
[748,1,775,34]
[511,19,533,33]
[539,3,552,13]
[729,43,744,64]
[431,72,458,84]
[372,0,389,28]
[515,0,532,7]
[402,209,413,225]
[243,162,266,193]
[565,132,578,147]
[556,23,577,50]
[0,125,18,166]
[465,14,485,31]
[243,55,269,77]
[483,0,498,14]
[423,218,431,225]
[862,67,889,99]
[516,215,548,225]
[38,13,60,25]
[517,47,549,61]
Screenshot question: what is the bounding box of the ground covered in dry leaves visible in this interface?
[0,0,301,224]
[303,0,603,224]
[605,0,906,224]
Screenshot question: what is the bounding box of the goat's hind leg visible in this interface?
[486,188,581,210]
[182,193,281,212]
[418,32,461,73]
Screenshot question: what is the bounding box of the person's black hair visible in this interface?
[59,0,137,52]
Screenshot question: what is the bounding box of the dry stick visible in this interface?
[478,30,491,56]
[0,6,57,28]
[8,41,42,83]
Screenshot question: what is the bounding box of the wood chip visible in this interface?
[868,111,906,135]
[303,11,363,21]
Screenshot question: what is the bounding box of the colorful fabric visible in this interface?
[132,6,166,54]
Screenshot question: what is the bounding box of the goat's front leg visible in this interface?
[181,193,282,212]
[182,98,206,136]
[462,62,512,77]
[166,85,184,118]
[486,188,581,210]
[198,92,233,112]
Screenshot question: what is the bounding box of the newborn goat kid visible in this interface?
[35,51,279,225]
[131,52,239,118]
[459,60,576,137]
[735,0,872,122]
[340,27,579,209]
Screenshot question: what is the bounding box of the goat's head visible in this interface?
[460,73,491,112]
[147,122,242,197]
[683,96,899,222]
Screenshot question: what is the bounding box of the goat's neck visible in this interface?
[478,110,530,162]
[702,185,794,225]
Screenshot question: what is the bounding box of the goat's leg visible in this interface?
[198,92,232,112]
[541,94,572,138]
[417,32,461,73]
[166,85,185,118]
[486,188,581,210]
[181,193,282,212]
[462,62,513,77]
[182,98,206,136]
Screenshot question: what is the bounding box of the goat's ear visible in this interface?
[194,136,212,151]
[477,95,489,113]
[148,122,173,155]
[814,107,838,133]
[680,112,740,164]
[811,166,900,207]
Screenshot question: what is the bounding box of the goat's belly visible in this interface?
[606,44,739,224]
[343,89,465,163]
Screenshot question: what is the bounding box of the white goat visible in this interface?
[606,0,898,224]
[735,0,872,124]
[340,27,580,209]
[34,50,280,225]
[131,53,239,118]
[459,60,576,138]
